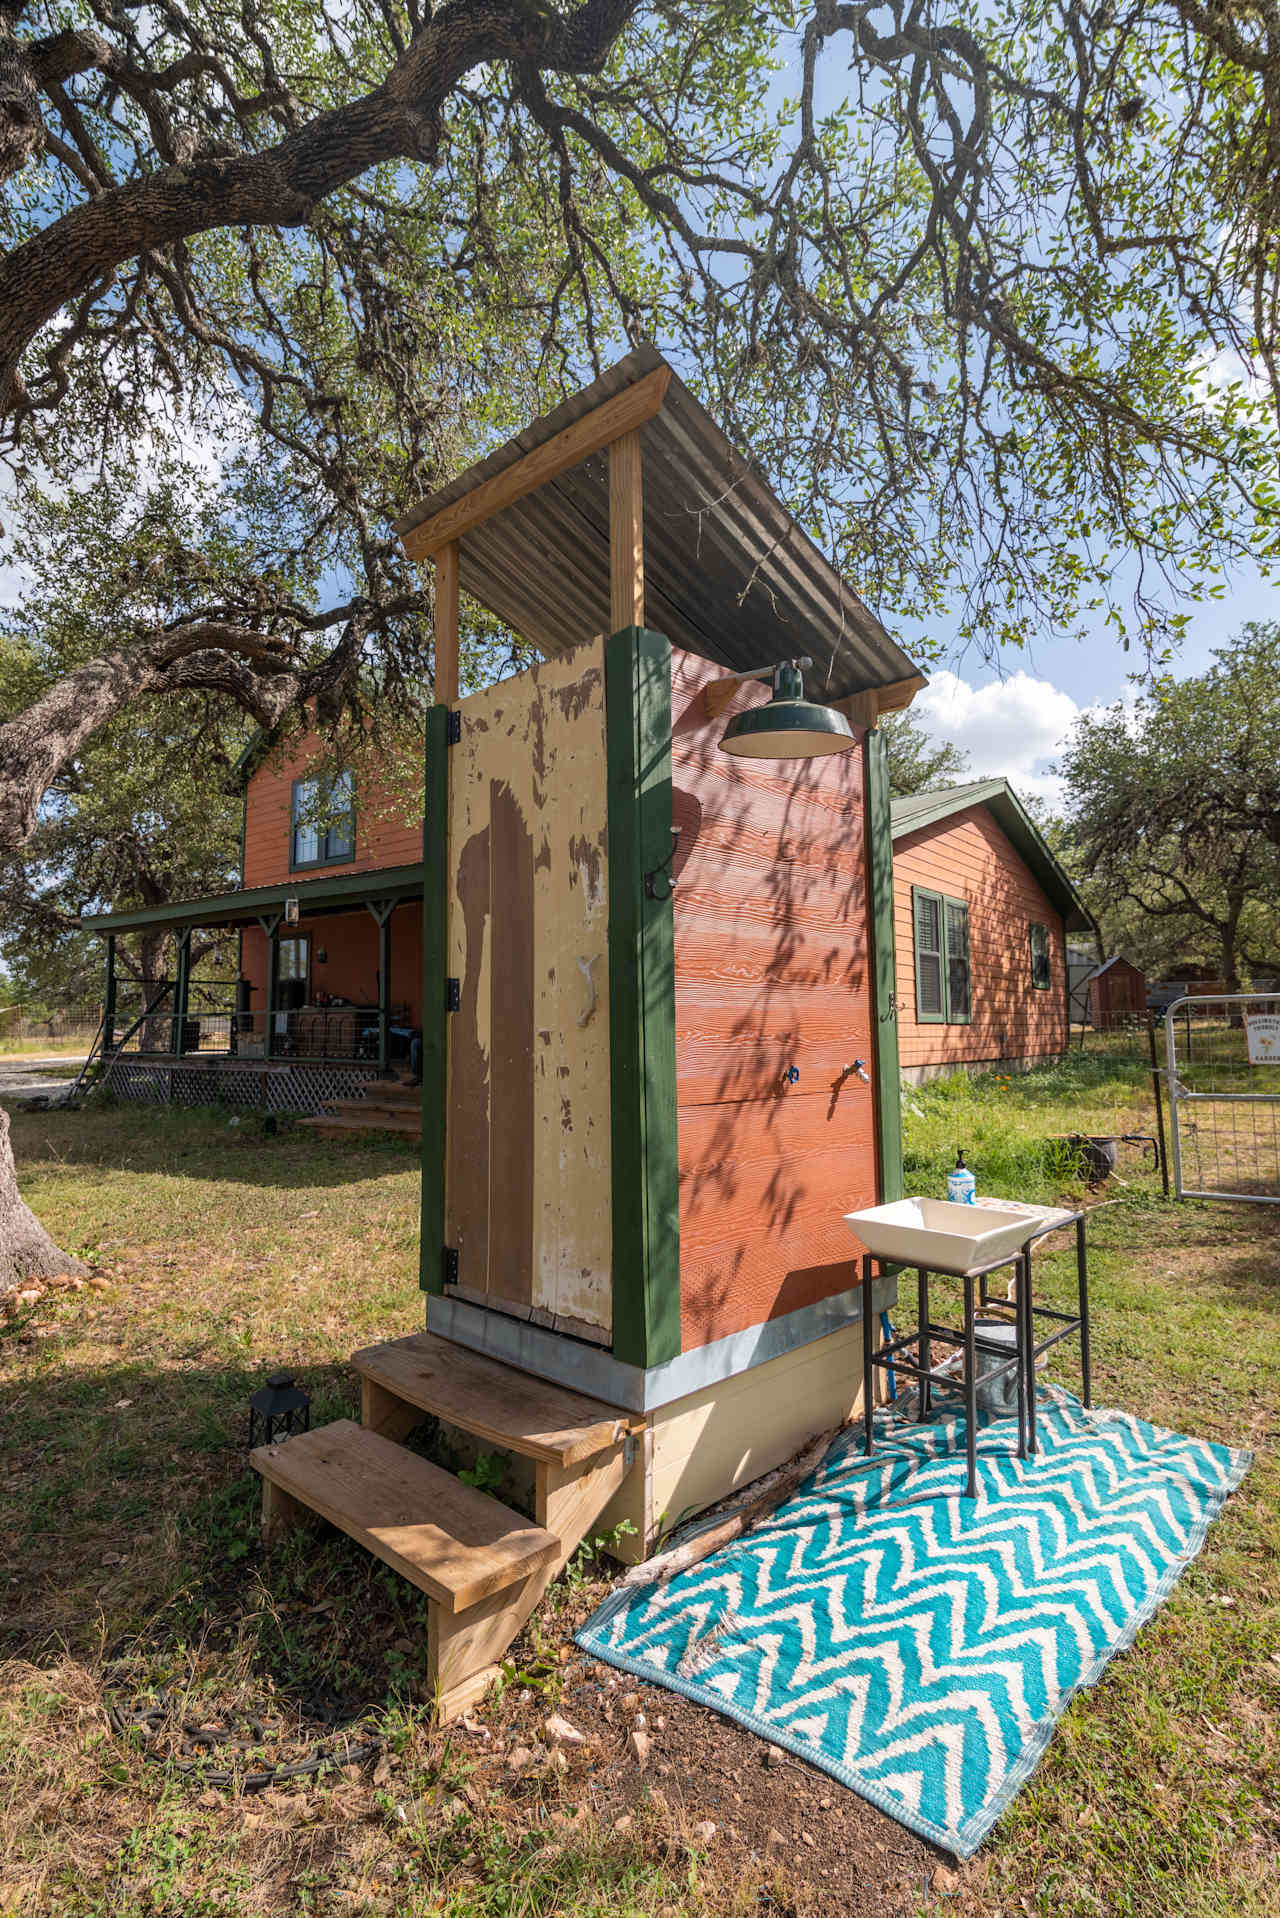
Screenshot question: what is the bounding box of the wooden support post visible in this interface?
[261,1475,314,1544]
[361,1375,421,1443]
[169,930,191,1057]
[379,910,391,1074]
[609,430,645,630]
[261,914,281,1061]
[434,541,460,708]
[103,935,117,1054]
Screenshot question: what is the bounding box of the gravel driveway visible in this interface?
[0,1055,86,1102]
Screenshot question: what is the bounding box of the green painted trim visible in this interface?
[912,884,946,1024]
[865,730,903,1204]
[943,895,973,1025]
[289,770,358,873]
[419,704,451,1294]
[605,627,681,1370]
[1028,920,1052,990]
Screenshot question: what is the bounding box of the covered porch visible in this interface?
[80,863,425,1111]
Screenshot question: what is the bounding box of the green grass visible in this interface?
[1,1073,1277,1917]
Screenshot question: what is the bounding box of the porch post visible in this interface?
[367,900,393,1073]
[260,914,281,1060]
[170,930,192,1056]
[103,935,117,1054]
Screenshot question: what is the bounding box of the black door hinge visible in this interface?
[445,976,461,1012]
[442,1246,459,1287]
[446,710,462,745]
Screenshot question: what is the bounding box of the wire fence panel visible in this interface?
[1166,993,1280,1204]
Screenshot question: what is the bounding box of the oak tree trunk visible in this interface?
[0,1104,87,1295]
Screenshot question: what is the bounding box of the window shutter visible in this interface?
[945,900,971,1022]
[1029,922,1051,990]
[914,890,944,1021]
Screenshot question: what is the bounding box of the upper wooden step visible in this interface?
[251,1419,557,1611]
[351,1332,633,1468]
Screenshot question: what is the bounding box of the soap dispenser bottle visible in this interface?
[947,1148,977,1205]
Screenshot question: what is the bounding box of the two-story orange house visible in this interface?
[81,726,427,1115]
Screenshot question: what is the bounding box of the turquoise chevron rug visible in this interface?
[577,1392,1249,1856]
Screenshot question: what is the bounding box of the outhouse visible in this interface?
[253,348,927,1717]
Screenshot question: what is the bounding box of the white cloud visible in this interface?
[910,668,1082,809]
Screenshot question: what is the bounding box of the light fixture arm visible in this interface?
[705,656,814,720]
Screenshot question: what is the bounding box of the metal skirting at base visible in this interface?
[427,1276,899,1413]
[103,1059,383,1114]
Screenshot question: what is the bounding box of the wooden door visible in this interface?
[442,638,615,1343]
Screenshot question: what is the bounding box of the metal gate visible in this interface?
[1166,992,1280,1203]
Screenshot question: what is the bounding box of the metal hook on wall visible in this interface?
[644,827,682,901]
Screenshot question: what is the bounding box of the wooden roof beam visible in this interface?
[839,673,928,730]
[400,365,671,563]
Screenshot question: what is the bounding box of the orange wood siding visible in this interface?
[668,647,878,1352]
[892,806,1067,1069]
[242,732,422,889]
[240,902,423,1025]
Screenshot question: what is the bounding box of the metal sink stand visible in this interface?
[859,1204,1091,1499]
[860,1247,1032,1500]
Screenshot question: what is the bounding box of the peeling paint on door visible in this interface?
[445,636,613,1339]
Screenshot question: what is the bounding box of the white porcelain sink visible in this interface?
[844,1197,1034,1272]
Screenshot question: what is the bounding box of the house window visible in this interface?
[913,887,972,1025]
[291,772,355,869]
[1029,921,1051,990]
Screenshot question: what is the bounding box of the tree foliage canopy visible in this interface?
[878,706,969,798]
[2,0,1280,861]
[1057,625,1280,986]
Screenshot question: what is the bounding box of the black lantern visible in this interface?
[248,1371,311,1450]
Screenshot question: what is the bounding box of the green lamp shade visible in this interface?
[719,698,856,760]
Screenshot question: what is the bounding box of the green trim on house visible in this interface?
[864,729,903,1204]
[419,704,451,1295]
[604,627,681,1370]
[288,769,358,873]
[80,863,425,935]
[913,885,973,1025]
[912,885,947,1024]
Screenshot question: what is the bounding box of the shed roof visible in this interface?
[889,778,1095,934]
[395,346,922,704]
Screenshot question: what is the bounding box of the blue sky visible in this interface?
[888,542,1267,810]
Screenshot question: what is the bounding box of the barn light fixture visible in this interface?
[718,657,856,760]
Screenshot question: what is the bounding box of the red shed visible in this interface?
[1086,955,1148,1028]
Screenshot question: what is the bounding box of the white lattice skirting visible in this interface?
[103,1059,382,1113]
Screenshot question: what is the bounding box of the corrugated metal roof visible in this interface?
[890,779,1094,933]
[395,347,921,703]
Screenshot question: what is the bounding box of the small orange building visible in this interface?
[890,779,1094,1081]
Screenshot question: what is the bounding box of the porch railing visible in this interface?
[111,1000,415,1066]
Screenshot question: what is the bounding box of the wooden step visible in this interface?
[352,1331,633,1467]
[251,1419,557,1611]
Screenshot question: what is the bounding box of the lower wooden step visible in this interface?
[251,1419,557,1611]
